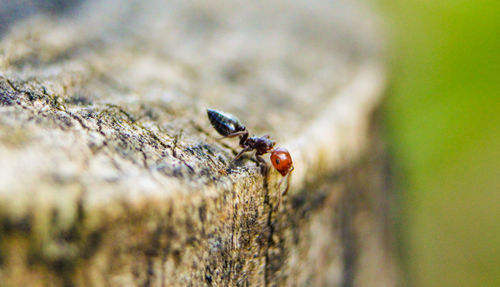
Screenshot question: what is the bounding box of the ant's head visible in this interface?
[270,147,293,176]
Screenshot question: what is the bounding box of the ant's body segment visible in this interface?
[207,109,294,205]
[206,109,247,143]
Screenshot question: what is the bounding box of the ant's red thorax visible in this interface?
[270,147,293,176]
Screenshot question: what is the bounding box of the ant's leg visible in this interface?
[274,176,287,210]
[255,154,268,174]
[226,147,250,172]
[233,146,250,161]
[275,165,294,210]
[275,187,282,211]
[280,165,294,196]
[256,154,267,164]
[224,147,249,173]
[218,131,247,140]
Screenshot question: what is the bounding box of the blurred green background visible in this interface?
[376,0,500,286]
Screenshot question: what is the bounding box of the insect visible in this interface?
[207,109,294,205]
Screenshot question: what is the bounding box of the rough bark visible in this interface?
[0,0,395,286]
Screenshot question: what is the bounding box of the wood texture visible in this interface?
[0,0,395,286]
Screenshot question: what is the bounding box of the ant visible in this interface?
[207,109,294,206]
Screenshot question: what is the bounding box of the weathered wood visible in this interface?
[0,0,395,286]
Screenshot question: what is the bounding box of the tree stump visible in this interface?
[0,0,396,286]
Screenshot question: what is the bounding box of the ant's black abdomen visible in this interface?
[207,109,246,136]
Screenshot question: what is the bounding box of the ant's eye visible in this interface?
[275,158,280,164]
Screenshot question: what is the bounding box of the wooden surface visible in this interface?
[0,0,395,286]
